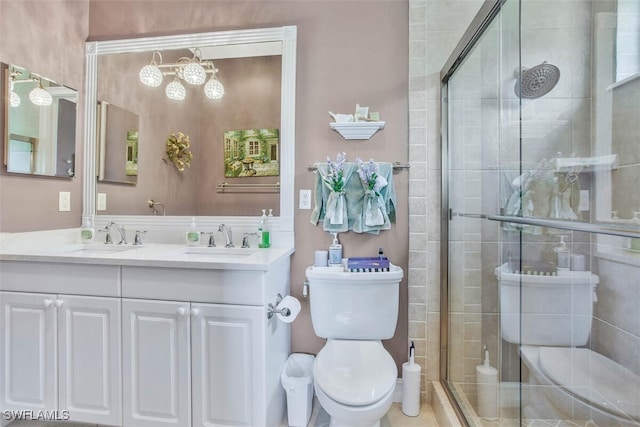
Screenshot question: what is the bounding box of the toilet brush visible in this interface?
[402,341,421,416]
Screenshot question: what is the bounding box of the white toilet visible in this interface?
[305,265,403,427]
[497,263,640,426]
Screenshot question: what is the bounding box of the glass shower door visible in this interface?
[443,0,522,422]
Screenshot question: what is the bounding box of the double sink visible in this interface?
[56,243,259,261]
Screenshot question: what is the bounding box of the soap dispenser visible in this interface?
[186,218,200,246]
[555,235,570,273]
[258,209,270,248]
[329,232,342,265]
[80,216,95,243]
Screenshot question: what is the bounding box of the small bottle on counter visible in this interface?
[80,216,95,243]
[258,209,270,248]
[186,217,200,246]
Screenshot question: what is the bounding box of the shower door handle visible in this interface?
[449,210,487,220]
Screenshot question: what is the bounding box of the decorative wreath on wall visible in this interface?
[165,132,193,172]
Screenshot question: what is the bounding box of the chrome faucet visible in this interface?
[106,222,128,245]
[218,224,234,247]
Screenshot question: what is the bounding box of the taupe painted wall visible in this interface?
[0,0,89,231]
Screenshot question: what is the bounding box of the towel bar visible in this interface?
[307,161,410,173]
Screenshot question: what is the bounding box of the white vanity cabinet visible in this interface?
[0,291,122,425]
[122,299,263,427]
[0,254,291,427]
[121,262,290,427]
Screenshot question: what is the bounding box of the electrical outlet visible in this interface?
[97,193,107,211]
[58,191,71,212]
[299,189,312,210]
[579,190,590,211]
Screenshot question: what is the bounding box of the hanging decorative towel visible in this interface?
[310,153,357,233]
[356,158,388,226]
[310,156,396,234]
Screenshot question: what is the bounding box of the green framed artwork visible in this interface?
[223,128,279,177]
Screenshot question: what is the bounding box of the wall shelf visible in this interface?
[330,121,385,140]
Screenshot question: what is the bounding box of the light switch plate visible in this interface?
[299,189,311,210]
[58,191,71,212]
[97,193,107,211]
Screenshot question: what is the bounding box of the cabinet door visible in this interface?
[0,292,57,412]
[122,299,191,427]
[58,295,121,425]
[191,304,263,427]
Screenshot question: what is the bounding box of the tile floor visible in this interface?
[292,398,438,427]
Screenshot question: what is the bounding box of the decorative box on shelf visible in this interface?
[330,121,385,140]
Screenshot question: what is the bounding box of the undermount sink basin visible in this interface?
[169,246,259,260]
[61,243,143,254]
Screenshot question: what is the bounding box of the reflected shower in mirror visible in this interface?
[2,62,77,178]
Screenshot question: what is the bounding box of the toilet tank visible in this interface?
[496,263,599,346]
[305,265,403,340]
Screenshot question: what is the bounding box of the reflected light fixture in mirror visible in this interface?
[139,49,224,100]
[9,78,20,107]
[28,77,53,106]
[9,65,53,107]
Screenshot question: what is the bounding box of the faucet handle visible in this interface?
[134,230,147,245]
[242,232,259,248]
[201,231,216,247]
[98,227,112,244]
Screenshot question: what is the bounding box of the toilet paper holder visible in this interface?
[267,294,291,319]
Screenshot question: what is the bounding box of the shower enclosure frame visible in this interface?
[439,0,640,424]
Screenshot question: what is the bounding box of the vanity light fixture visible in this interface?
[28,76,53,106]
[138,51,163,87]
[165,75,186,101]
[139,49,225,101]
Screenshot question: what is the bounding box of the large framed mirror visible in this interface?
[3,63,77,179]
[84,26,296,231]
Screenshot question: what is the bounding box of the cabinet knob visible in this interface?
[54,299,64,308]
[190,308,199,317]
[177,307,187,316]
[42,299,53,307]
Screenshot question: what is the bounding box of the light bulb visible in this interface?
[182,62,206,85]
[29,85,52,106]
[204,77,224,100]
[139,64,163,87]
[165,78,186,100]
[10,91,20,107]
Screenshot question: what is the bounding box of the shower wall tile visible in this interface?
[408,0,484,403]
[594,257,640,338]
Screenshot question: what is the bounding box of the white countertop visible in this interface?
[0,229,293,271]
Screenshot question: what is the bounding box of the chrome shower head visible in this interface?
[514,62,560,99]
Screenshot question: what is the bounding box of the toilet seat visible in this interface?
[314,340,396,406]
[522,346,640,422]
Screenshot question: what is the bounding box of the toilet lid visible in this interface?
[314,340,396,406]
[539,347,640,421]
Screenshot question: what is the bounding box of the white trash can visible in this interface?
[281,353,315,427]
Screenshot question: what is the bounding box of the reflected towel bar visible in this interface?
[307,162,410,173]
[216,182,280,192]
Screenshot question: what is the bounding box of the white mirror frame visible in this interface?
[83,26,296,232]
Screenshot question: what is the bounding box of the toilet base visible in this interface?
[314,379,395,427]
